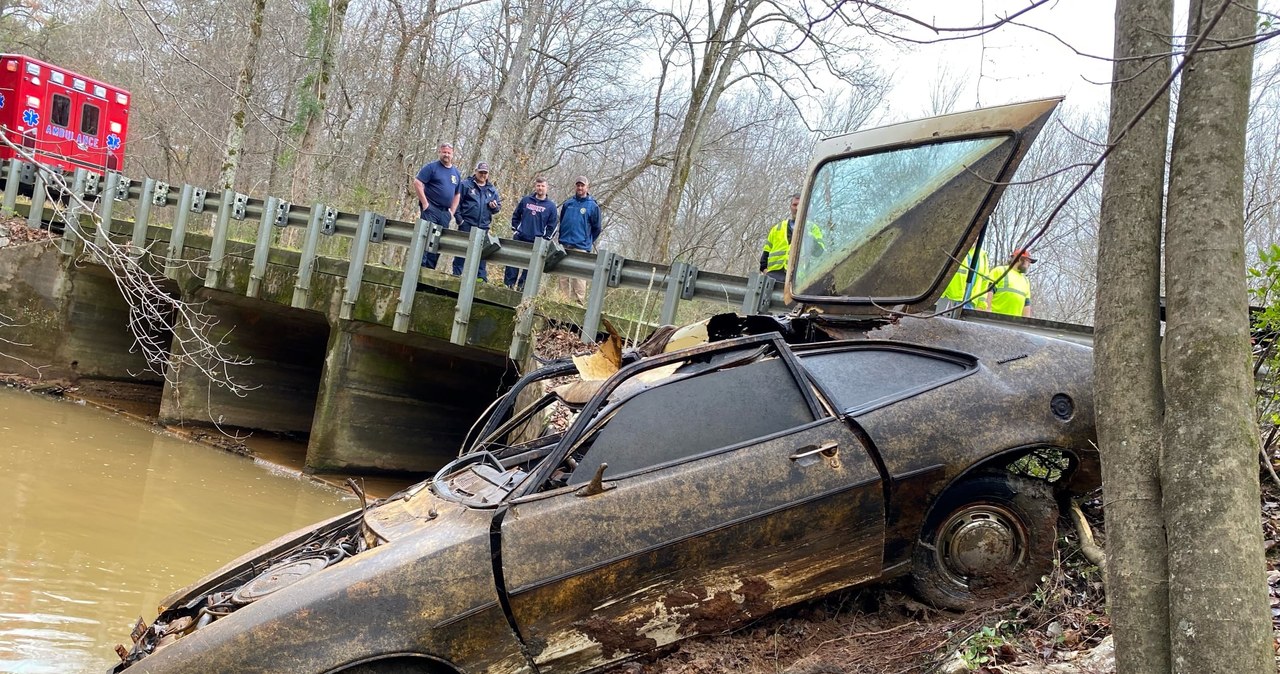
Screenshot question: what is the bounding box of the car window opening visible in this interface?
[545,351,813,491]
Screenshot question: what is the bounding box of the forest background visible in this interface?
[5,0,1280,324]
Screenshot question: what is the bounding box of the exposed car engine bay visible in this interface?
[114,507,377,668]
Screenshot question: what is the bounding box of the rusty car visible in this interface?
[109,97,1099,674]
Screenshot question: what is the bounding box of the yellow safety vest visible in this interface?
[987,265,1031,316]
[763,219,792,273]
[762,218,824,273]
[942,248,991,308]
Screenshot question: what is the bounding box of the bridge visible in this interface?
[0,159,787,475]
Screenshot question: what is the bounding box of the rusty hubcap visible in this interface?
[936,504,1027,584]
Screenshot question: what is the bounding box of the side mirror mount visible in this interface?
[575,462,614,497]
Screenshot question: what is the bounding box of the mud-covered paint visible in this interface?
[124,494,533,674]
[500,417,885,673]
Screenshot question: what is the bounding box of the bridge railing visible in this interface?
[0,159,786,360]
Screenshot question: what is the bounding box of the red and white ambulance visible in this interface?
[0,54,130,174]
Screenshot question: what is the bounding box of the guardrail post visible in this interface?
[95,172,119,249]
[205,189,235,288]
[509,237,551,361]
[659,261,698,325]
[3,159,21,214]
[450,226,487,344]
[130,177,156,259]
[339,211,376,321]
[165,184,195,280]
[740,272,777,315]
[58,168,87,256]
[247,196,278,298]
[292,203,326,308]
[393,217,431,333]
[27,169,47,232]
[579,249,618,343]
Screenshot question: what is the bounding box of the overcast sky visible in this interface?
[878,0,1118,119]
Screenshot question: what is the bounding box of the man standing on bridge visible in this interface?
[452,161,502,281]
[556,175,601,304]
[504,177,557,291]
[414,142,462,270]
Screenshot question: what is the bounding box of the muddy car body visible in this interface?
[110,98,1099,674]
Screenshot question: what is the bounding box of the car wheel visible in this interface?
[911,473,1057,610]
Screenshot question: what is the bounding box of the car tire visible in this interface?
[911,472,1057,610]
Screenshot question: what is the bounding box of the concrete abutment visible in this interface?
[307,321,514,474]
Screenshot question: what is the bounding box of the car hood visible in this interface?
[789,97,1061,314]
[155,487,450,614]
[116,488,508,672]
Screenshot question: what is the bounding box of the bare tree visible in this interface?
[645,0,886,263]
[1161,0,1273,670]
[219,0,270,190]
[289,0,351,203]
[1093,0,1173,671]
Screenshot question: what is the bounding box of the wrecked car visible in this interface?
[109,97,1099,674]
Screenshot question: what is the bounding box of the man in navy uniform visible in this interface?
[413,142,462,270]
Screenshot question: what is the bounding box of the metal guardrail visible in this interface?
[0,159,787,360]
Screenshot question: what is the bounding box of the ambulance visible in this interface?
[0,54,130,174]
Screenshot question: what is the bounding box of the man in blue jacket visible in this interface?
[413,142,462,270]
[452,161,502,281]
[504,177,557,291]
[556,175,602,304]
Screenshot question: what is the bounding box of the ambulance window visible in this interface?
[81,104,100,136]
[51,95,71,128]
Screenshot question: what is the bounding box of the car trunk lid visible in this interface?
[789,97,1062,314]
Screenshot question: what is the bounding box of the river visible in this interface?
[0,388,356,674]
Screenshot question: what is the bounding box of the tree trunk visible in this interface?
[392,36,433,219]
[357,0,436,192]
[290,0,351,203]
[1093,1,1173,671]
[474,0,544,180]
[652,0,758,263]
[218,0,268,190]
[1162,1,1273,672]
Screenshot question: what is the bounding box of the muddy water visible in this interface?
[0,388,355,674]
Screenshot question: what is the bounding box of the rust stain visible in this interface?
[662,588,705,610]
[677,577,774,636]
[575,612,658,658]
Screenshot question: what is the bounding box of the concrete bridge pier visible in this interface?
[306,321,515,475]
[158,288,329,433]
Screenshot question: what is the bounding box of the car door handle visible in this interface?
[789,442,838,461]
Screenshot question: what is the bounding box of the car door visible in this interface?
[497,336,885,673]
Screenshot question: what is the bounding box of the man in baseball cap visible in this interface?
[452,161,503,280]
[555,176,602,303]
[986,248,1036,317]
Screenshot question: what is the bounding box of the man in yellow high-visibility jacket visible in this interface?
[939,246,992,312]
[759,194,824,283]
[986,248,1036,317]
[760,194,803,282]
